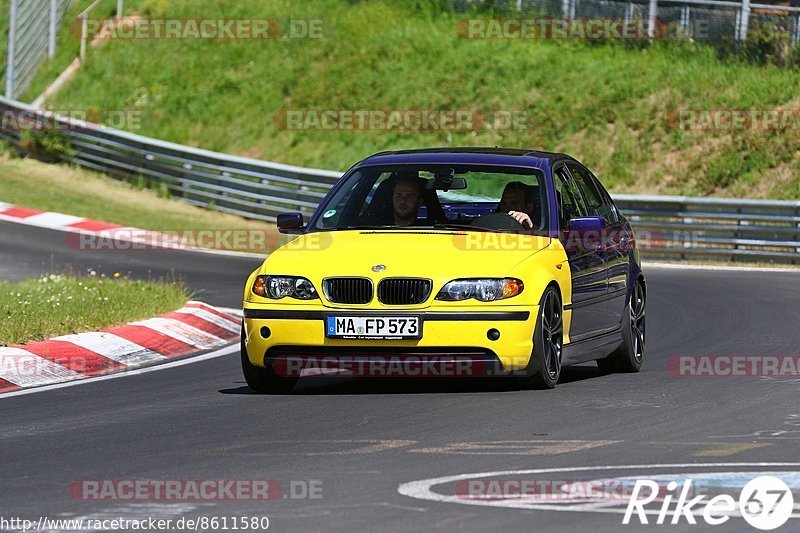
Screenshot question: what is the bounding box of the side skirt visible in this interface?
[562,327,623,365]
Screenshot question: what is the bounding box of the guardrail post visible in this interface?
[648,0,658,42]
[738,0,751,43]
[562,0,575,19]
[5,0,18,98]
[48,0,58,58]
[793,14,800,46]
[680,4,690,35]
[117,0,124,18]
[796,206,800,255]
[80,14,88,61]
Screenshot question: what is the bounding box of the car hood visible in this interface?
[262,229,552,279]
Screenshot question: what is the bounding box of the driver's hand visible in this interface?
[508,211,533,229]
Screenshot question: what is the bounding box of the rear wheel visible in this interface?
[597,280,645,373]
[523,286,563,389]
[241,326,297,393]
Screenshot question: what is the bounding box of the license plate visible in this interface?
[325,315,422,340]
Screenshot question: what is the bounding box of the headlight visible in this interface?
[252,275,318,300]
[436,278,523,302]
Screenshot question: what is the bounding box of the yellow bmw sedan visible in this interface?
[242,148,646,392]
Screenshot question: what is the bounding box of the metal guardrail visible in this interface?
[613,195,800,263]
[0,96,798,264]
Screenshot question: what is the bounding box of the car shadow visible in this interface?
[219,363,605,395]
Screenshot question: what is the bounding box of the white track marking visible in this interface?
[23,212,86,227]
[129,317,228,347]
[0,344,238,399]
[398,463,800,516]
[187,301,242,322]
[0,202,12,211]
[407,440,618,456]
[215,307,244,318]
[642,261,800,273]
[174,307,240,333]
[0,347,82,387]
[0,204,266,259]
[51,332,166,366]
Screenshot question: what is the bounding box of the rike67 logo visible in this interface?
[624,475,794,530]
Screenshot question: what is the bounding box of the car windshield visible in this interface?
[312,164,549,234]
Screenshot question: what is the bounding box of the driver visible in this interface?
[392,176,423,226]
[497,181,535,229]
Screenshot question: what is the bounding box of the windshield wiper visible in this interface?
[432,223,481,232]
[335,224,391,231]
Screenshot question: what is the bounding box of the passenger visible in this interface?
[497,181,535,229]
[392,177,424,226]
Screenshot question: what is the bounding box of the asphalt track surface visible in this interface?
[2,219,800,532]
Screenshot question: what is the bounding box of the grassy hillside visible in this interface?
[35,0,800,199]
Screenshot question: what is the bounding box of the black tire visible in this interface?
[241,326,298,393]
[597,279,645,373]
[522,286,563,389]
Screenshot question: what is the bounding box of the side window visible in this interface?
[317,175,362,228]
[359,172,393,217]
[590,175,620,224]
[567,162,618,225]
[553,166,587,230]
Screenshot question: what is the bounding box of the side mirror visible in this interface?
[565,216,607,253]
[568,216,606,233]
[277,212,304,234]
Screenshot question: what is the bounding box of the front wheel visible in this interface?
[522,286,563,389]
[241,326,298,393]
[597,279,645,373]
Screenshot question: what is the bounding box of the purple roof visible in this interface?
[355,147,568,170]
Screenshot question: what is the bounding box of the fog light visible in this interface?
[260,326,271,339]
[487,328,500,341]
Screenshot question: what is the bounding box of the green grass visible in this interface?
[23,0,800,199]
[0,156,280,252]
[0,272,189,345]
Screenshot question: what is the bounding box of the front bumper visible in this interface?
[242,305,539,373]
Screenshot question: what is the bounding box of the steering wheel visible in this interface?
[470,212,528,231]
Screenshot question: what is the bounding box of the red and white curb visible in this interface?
[0,202,263,258]
[0,301,242,394]
[0,201,123,233]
